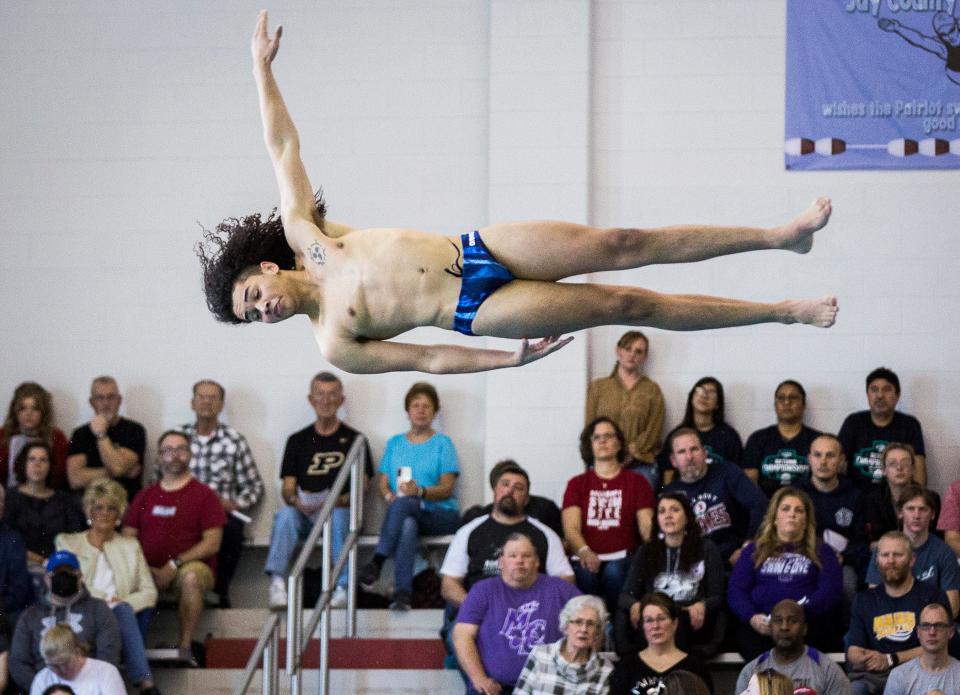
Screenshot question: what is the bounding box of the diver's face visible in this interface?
[232,263,295,324]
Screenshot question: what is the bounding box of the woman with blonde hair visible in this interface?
[0,382,69,490]
[728,486,842,660]
[55,480,159,694]
[739,668,794,695]
[29,623,125,695]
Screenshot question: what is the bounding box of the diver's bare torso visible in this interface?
[300,225,466,348]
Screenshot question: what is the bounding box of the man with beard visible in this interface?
[9,551,120,692]
[735,599,850,695]
[663,428,767,566]
[453,534,580,695]
[846,532,951,695]
[440,461,572,671]
[864,485,960,617]
[884,602,960,694]
[123,431,226,665]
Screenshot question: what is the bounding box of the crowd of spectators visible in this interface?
[4,334,960,694]
[439,334,960,694]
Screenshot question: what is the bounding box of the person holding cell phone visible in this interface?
[361,383,460,611]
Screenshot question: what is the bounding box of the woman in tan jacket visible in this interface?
[56,479,159,694]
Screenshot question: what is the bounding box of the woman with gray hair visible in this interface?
[513,594,614,694]
[28,624,125,695]
[55,480,159,694]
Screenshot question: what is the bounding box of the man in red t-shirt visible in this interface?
[123,430,226,664]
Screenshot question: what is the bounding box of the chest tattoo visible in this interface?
[444,240,463,277]
[309,241,327,266]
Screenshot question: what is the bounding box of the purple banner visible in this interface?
[786,0,960,170]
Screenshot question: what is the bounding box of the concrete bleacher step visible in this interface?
[149,608,457,693]
[147,607,448,646]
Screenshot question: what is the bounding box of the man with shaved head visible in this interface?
[735,599,850,695]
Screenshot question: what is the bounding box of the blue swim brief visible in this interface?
[452,230,515,336]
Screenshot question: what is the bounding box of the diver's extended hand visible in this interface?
[252,10,283,68]
[515,335,574,366]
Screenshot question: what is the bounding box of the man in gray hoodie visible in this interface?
[9,550,120,692]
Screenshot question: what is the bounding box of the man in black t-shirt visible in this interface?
[66,376,146,502]
[264,372,372,609]
[839,367,926,489]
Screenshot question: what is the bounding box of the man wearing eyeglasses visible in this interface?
[67,376,146,501]
[846,532,951,695]
[122,430,226,665]
[734,599,851,695]
[884,602,960,694]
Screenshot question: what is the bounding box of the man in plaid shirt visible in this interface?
[180,379,264,607]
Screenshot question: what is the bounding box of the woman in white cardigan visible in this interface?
[56,479,159,695]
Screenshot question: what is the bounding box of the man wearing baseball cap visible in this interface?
[9,550,120,692]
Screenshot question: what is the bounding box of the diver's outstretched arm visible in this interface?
[323,335,574,375]
[251,10,324,249]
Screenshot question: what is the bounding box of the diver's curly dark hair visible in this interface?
[195,191,326,324]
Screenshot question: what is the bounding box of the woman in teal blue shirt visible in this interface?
[361,382,460,610]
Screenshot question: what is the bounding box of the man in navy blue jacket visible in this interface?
[663,428,767,566]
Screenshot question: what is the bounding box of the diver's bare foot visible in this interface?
[783,295,838,327]
[774,197,832,254]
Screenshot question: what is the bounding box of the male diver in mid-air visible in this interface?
[196,11,838,375]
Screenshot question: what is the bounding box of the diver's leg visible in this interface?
[479,198,831,281]
[470,280,838,338]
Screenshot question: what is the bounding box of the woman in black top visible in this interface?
[3,443,85,582]
[615,492,724,657]
[611,592,713,695]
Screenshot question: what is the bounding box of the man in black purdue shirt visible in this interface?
[438,460,572,671]
[264,372,371,609]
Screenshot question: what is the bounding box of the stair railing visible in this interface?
[234,435,367,695]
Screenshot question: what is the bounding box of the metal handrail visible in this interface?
[234,435,366,695]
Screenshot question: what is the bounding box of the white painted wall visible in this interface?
[2,1,958,545]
